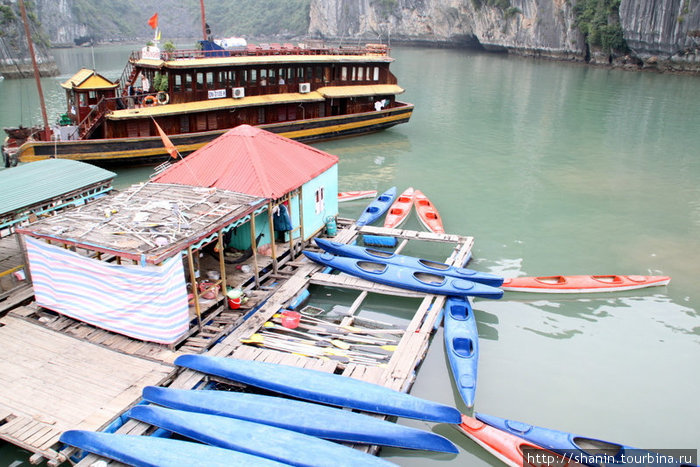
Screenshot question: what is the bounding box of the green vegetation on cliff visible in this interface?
[573,0,627,53]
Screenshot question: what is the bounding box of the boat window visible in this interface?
[88,90,97,100]
[341,66,347,81]
[260,69,267,86]
[366,66,371,81]
[315,186,325,214]
[357,67,364,81]
[196,72,204,90]
[174,74,182,92]
[305,66,313,82]
[250,69,257,84]
[78,93,87,106]
[286,67,294,83]
[296,67,304,81]
[373,67,380,81]
[268,68,276,85]
[314,66,322,83]
[185,73,193,91]
[323,66,331,83]
[206,72,214,89]
[351,67,357,81]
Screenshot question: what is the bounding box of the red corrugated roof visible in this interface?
[152,125,338,199]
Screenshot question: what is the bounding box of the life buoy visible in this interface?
[156,91,169,105]
[142,95,157,106]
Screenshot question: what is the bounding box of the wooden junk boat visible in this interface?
[2,41,413,167]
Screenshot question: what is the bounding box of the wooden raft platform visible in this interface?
[0,314,174,463]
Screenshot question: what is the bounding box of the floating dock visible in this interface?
[0,220,473,465]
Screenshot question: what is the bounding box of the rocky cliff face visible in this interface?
[36,0,90,46]
[309,0,700,71]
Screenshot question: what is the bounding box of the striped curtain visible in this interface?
[25,236,190,344]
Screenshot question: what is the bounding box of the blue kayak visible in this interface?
[356,187,397,227]
[175,354,462,423]
[303,250,503,299]
[59,430,289,467]
[128,405,395,467]
[476,413,695,467]
[443,297,479,408]
[314,237,503,287]
[142,386,458,453]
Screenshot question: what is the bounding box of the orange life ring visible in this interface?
[142,95,157,106]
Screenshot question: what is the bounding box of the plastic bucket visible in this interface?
[281,310,301,329]
[228,297,241,309]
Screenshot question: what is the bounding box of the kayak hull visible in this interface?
[127,405,394,467]
[444,297,479,408]
[383,187,414,228]
[175,354,462,423]
[338,190,378,202]
[501,275,671,293]
[59,430,288,467]
[413,189,445,234]
[303,250,504,299]
[141,386,458,453]
[356,186,397,227]
[314,238,504,286]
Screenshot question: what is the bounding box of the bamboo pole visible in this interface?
[267,202,278,274]
[287,193,295,259]
[186,247,202,330]
[217,229,228,308]
[249,214,260,288]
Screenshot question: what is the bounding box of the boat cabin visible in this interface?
[60,69,119,140]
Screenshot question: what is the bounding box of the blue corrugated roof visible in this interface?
[0,160,115,216]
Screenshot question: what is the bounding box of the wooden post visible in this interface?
[186,247,202,330]
[287,193,295,259]
[267,202,278,274]
[249,214,260,288]
[217,229,228,308]
[298,187,305,242]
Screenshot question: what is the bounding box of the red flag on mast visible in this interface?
[153,119,178,159]
[148,13,158,29]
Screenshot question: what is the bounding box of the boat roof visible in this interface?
[152,125,338,199]
[0,159,115,217]
[107,85,403,120]
[60,68,119,90]
[17,182,267,264]
[135,53,393,70]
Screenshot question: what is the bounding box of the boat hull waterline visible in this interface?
[314,237,504,286]
[128,405,396,467]
[356,186,397,227]
[141,386,458,453]
[444,297,479,408]
[303,250,504,299]
[501,275,671,293]
[174,354,462,423]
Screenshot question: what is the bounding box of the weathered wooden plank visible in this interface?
[309,273,426,298]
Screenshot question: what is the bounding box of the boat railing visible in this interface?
[143,43,389,61]
[76,98,112,139]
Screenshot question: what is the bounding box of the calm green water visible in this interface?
[1,45,699,466]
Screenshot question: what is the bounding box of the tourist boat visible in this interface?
[356,187,397,227]
[314,238,504,286]
[383,187,414,228]
[413,190,445,234]
[175,354,462,423]
[338,190,378,203]
[444,297,479,408]
[303,250,504,299]
[475,413,692,467]
[457,415,582,467]
[500,275,671,293]
[142,386,458,453]
[2,41,413,166]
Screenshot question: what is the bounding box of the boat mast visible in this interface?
[200,0,207,40]
[18,0,50,140]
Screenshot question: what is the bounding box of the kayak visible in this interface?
[303,250,504,299]
[141,386,458,453]
[356,186,397,227]
[383,187,415,228]
[314,238,504,286]
[175,354,462,423]
[500,275,671,293]
[457,414,583,467]
[127,405,396,467]
[59,430,288,467]
[444,297,479,408]
[413,190,445,234]
[475,413,691,467]
[338,190,378,202]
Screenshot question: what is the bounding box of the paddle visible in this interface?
[272,315,400,345]
[296,313,404,335]
[259,330,393,360]
[262,322,351,350]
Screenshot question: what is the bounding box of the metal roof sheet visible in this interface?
[151,125,338,199]
[317,84,405,98]
[107,92,325,120]
[0,160,116,216]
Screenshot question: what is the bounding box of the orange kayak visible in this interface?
[338,190,377,202]
[413,190,444,234]
[457,415,583,467]
[501,275,671,293]
[383,187,415,228]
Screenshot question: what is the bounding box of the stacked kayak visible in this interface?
[501,275,671,293]
[384,187,415,228]
[303,250,504,299]
[338,190,378,202]
[356,187,397,227]
[443,297,479,408]
[414,189,445,234]
[314,238,504,287]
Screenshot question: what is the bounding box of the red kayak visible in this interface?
[501,275,671,293]
[338,190,378,203]
[383,187,415,228]
[413,190,444,234]
[457,415,583,467]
